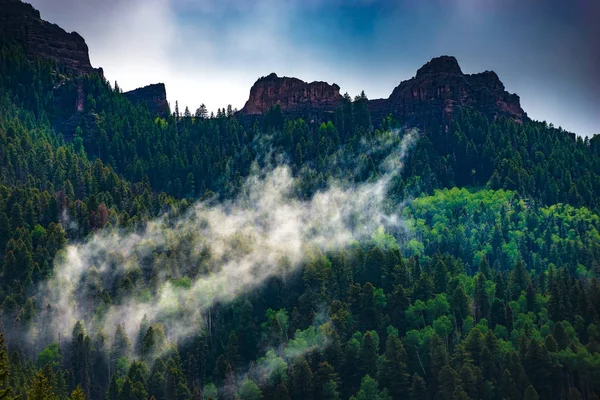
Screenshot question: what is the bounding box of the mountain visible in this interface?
[369,55,527,128]
[0,0,525,131]
[240,56,526,128]
[1,3,600,400]
[0,0,102,77]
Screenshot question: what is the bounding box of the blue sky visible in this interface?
[28,0,599,136]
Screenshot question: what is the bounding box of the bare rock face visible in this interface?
[124,83,169,117]
[370,56,526,127]
[240,56,526,128]
[240,73,343,115]
[0,0,102,77]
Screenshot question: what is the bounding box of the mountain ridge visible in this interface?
[240,55,527,128]
[1,0,527,130]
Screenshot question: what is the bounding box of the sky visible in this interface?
[28,0,599,137]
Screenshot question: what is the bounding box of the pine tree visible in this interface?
[379,334,410,399]
[478,256,491,279]
[409,374,428,400]
[28,370,57,400]
[71,322,91,398]
[195,104,208,119]
[136,315,150,355]
[437,366,461,400]
[321,380,340,400]
[111,325,131,365]
[0,334,11,400]
[523,340,550,397]
[274,383,291,400]
[107,375,119,400]
[474,273,490,321]
[291,357,314,400]
[433,255,449,293]
[451,283,470,325]
[523,385,539,400]
[498,369,519,400]
[526,282,536,313]
[70,386,86,400]
[509,260,529,300]
[360,331,379,378]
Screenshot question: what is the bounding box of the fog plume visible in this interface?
[37,130,418,352]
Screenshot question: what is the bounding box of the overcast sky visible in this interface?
[28,0,599,136]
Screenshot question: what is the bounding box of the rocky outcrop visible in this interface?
[240,73,343,116]
[0,0,102,77]
[371,56,526,127]
[240,56,526,128]
[124,83,169,117]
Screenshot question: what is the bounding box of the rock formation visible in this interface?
[0,2,526,131]
[124,83,169,117]
[240,73,343,116]
[0,0,102,77]
[240,56,526,128]
[370,55,526,127]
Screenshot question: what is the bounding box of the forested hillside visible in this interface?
[1,5,600,400]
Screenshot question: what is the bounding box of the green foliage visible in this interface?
[38,343,60,369]
[1,30,600,400]
[404,188,600,273]
[0,334,10,400]
[28,371,57,400]
[238,378,262,400]
[351,375,390,400]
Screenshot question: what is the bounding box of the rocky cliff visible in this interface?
[240,56,526,128]
[0,0,102,77]
[370,56,526,127]
[124,83,169,117]
[240,73,343,116]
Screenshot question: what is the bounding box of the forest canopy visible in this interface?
[1,26,600,400]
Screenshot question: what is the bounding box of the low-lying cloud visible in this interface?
[36,130,418,354]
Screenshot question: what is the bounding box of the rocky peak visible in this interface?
[0,0,40,18]
[240,74,343,116]
[239,56,526,128]
[124,83,169,117]
[466,70,505,92]
[370,56,526,127]
[0,0,102,77]
[415,55,463,78]
[261,72,279,81]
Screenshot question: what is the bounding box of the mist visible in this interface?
[33,130,418,357]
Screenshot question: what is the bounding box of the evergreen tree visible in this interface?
[360,331,379,378]
[474,273,490,322]
[409,374,428,400]
[379,334,409,399]
[0,334,11,400]
[523,385,539,400]
[28,371,57,400]
[290,357,314,400]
